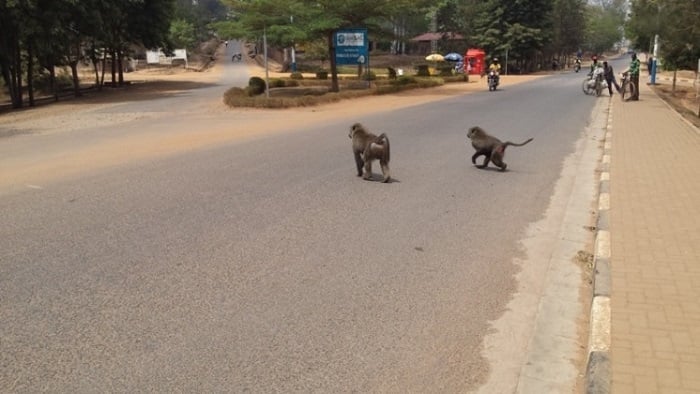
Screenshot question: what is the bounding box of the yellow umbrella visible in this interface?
[425,53,445,62]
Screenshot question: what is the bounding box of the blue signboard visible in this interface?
[334,28,368,65]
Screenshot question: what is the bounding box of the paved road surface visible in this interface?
[1,56,605,392]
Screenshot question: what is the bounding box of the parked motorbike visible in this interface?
[487,70,499,91]
[581,71,607,96]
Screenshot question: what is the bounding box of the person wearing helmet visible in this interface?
[590,55,599,74]
[488,57,501,73]
[487,57,501,88]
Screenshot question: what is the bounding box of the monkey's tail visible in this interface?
[504,137,533,147]
[377,133,390,162]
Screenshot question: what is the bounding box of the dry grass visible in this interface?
[650,84,700,128]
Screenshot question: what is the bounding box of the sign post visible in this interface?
[334,28,369,88]
[334,28,368,65]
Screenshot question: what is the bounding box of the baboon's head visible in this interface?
[467,126,482,139]
[349,123,362,139]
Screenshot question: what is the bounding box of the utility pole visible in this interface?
[264,26,269,98]
[650,34,659,85]
[290,16,297,72]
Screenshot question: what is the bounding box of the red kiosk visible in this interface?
[465,48,485,75]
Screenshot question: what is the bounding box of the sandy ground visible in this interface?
[0,55,542,136]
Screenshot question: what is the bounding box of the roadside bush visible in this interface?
[316,70,328,80]
[223,73,448,109]
[438,65,454,77]
[270,78,286,88]
[363,71,377,81]
[390,75,417,86]
[248,76,266,95]
[415,64,430,77]
[290,72,304,80]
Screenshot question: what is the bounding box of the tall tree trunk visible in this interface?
[27,41,35,107]
[70,61,81,97]
[92,54,100,89]
[100,51,107,89]
[118,50,124,85]
[49,65,58,102]
[329,30,339,93]
[111,49,117,87]
[13,44,23,108]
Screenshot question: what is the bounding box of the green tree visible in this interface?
[549,0,586,58]
[0,1,26,108]
[170,19,198,50]
[628,0,699,73]
[218,0,396,92]
[584,4,623,55]
[471,0,553,72]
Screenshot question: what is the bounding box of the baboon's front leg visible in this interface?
[354,152,364,177]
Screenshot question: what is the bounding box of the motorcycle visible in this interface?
[574,60,581,73]
[581,70,607,96]
[487,70,499,91]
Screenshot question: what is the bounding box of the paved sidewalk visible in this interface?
[608,81,700,392]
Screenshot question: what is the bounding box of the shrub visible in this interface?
[285,79,300,87]
[316,70,328,80]
[270,78,286,88]
[363,71,377,81]
[248,76,266,95]
[391,75,417,86]
[290,72,304,80]
[438,65,454,76]
[415,64,430,77]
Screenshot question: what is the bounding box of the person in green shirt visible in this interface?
[622,53,641,101]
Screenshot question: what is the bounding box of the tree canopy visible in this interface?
[626,0,700,70]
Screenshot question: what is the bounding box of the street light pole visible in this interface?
[264,25,269,98]
[290,16,297,72]
[650,34,659,85]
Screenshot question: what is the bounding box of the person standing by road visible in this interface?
[603,61,620,96]
[622,53,641,101]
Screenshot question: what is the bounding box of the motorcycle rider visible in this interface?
[488,57,501,86]
[589,55,599,75]
[488,57,501,73]
[589,62,605,90]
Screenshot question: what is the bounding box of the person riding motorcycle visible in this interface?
[488,57,501,87]
[488,58,501,74]
[574,57,581,72]
[589,55,599,75]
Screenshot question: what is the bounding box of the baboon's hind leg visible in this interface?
[363,160,373,180]
[491,155,507,171]
[380,160,390,183]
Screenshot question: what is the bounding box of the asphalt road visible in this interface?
[1,55,603,392]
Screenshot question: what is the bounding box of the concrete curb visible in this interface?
[585,101,613,394]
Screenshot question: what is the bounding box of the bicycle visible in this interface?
[619,72,636,101]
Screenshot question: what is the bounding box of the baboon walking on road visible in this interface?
[349,123,391,182]
[467,126,533,171]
